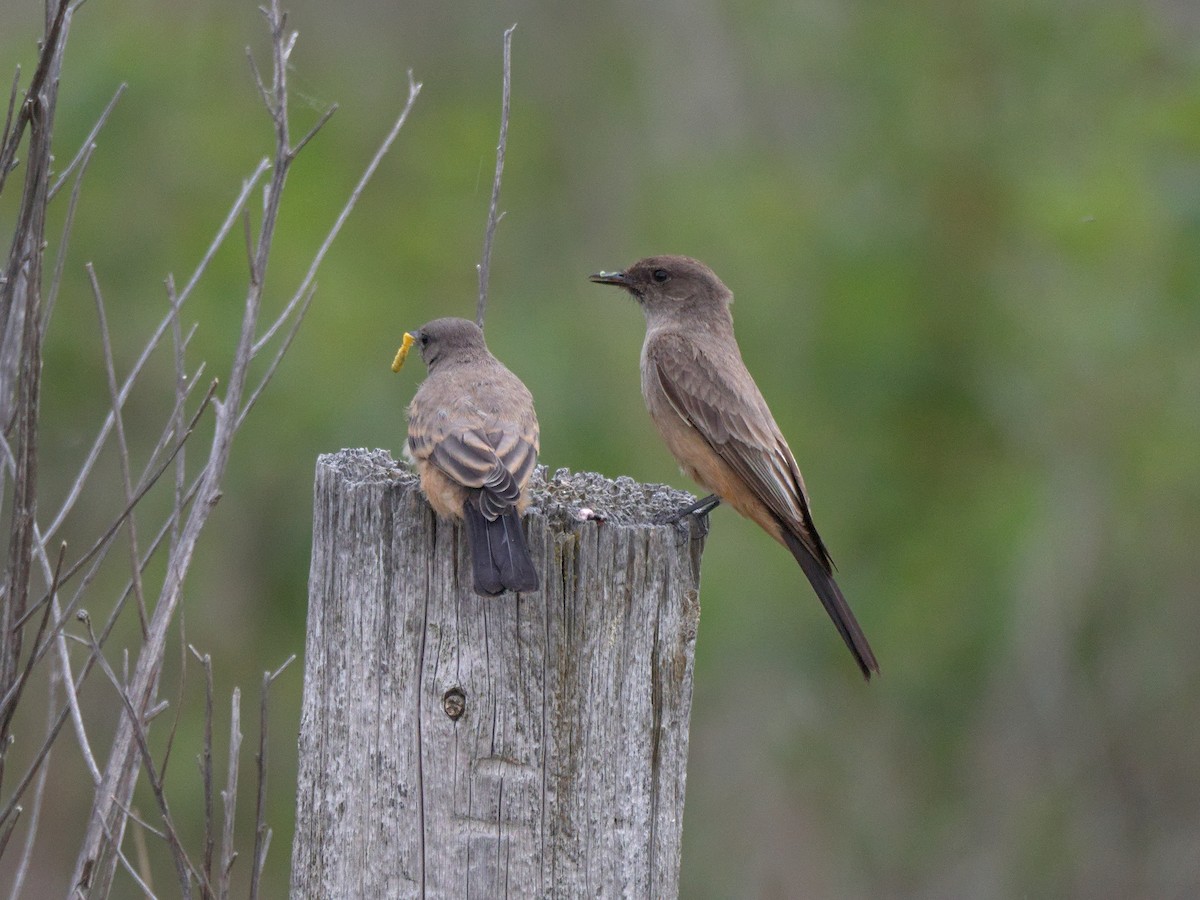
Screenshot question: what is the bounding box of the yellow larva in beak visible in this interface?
[391,332,415,372]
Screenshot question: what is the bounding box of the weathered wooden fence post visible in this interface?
[290,448,706,898]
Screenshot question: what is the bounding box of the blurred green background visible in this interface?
[3,0,1200,895]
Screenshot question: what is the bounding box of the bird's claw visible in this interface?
[653,494,720,535]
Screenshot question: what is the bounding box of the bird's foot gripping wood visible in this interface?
[654,493,721,528]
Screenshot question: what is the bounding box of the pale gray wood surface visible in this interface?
[291,448,707,899]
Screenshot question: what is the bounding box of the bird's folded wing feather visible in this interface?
[408,394,538,519]
[647,333,834,570]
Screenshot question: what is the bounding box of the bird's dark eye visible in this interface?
[652,269,670,283]
[419,333,430,346]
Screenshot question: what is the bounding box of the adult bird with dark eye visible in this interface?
[590,256,879,680]
[393,317,541,597]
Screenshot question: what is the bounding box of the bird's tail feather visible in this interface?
[780,525,879,680]
[463,504,539,596]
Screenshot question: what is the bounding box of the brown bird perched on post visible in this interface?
[590,256,878,679]
[393,316,540,596]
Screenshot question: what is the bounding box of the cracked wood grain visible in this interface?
[291,449,706,899]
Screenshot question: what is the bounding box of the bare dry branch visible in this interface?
[236,283,315,431]
[246,50,271,118]
[0,465,209,833]
[96,812,159,900]
[78,612,202,897]
[1,68,19,165]
[475,23,516,330]
[0,384,212,826]
[44,139,100,337]
[249,655,294,900]
[167,276,188,553]
[43,160,268,545]
[0,36,55,800]
[177,157,272,305]
[72,0,322,883]
[130,814,153,894]
[1,0,421,890]
[0,0,70,197]
[88,263,150,637]
[48,83,125,200]
[218,688,242,900]
[0,806,19,870]
[0,543,64,732]
[290,102,338,159]
[17,379,217,631]
[157,619,190,798]
[252,68,422,357]
[241,207,255,279]
[4,362,210,643]
[113,798,165,843]
[6,663,57,899]
[13,519,105,789]
[189,646,216,899]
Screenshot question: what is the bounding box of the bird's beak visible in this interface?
[589,270,627,286]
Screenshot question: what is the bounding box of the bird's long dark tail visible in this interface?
[780,525,879,680]
[462,503,539,596]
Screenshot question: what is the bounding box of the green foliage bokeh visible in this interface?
[2,0,1199,895]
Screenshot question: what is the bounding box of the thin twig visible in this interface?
[43,160,268,545]
[177,158,272,308]
[289,102,337,159]
[189,646,215,898]
[0,0,70,197]
[88,262,151,637]
[0,490,104,788]
[217,688,242,900]
[246,51,271,118]
[157,616,190,801]
[95,813,160,900]
[113,797,166,842]
[19,448,193,802]
[13,379,218,632]
[241,207,255,280]
[251,69,422,357]
[0,467,208,833]
[0,68,19,166]
[0,50,54,798]
[6,661,57,900]
[0,543,65,731]
[236,283,315,430]
[48,83,125,199]
[130,813,154,895]
[248,656,294,900]
[0,432,205,806]
[475,23,516,330]
[167,276,188,553]
[2,358,208,640]
[16,518,104,787]
[0,807,20,869]
[73,1,305,883]
[44,138,96,330]
[77,613,201,897]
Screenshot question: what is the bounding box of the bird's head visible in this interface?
[393,316,488,373]
[589,255,733,322]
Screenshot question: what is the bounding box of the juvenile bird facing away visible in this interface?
[396,317,540,596]
[590,256,878,679]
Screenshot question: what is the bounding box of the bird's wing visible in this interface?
[408,381,538,520]
[483,392,540,490]
[647,332,835,570]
